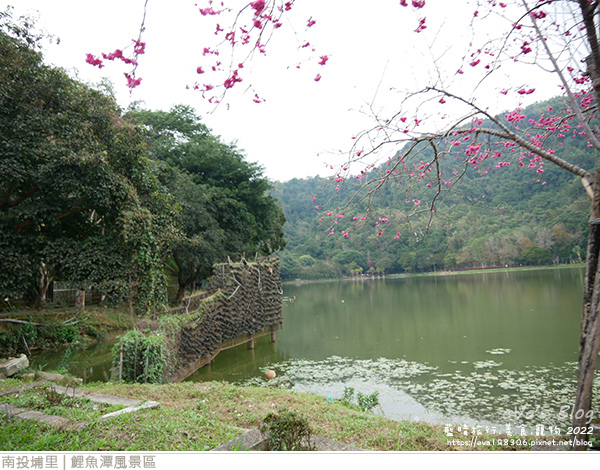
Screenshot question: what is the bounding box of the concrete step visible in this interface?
[0,354,29,379]
[211,427,365,451]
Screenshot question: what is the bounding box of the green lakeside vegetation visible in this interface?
[0,305,130,357]
[273,137,589,281]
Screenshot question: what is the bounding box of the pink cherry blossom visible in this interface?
[531,10,547,20]
[224,70,243,88]
[199,6,221,16]
[250,0,266,15]
[85,53,104,68]
[518,88,536,95]
[521,41,532,54]
[125,73,141,89]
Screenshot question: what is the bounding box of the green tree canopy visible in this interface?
[127,104,286,301]
[0,10,176,310]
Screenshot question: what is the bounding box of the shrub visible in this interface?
[259,409,315,451]
[0,330,18,355]
[85,325,105,340]
[41,322,79,345]
[340,387,380,413]
[0,320,82,356]
[112,330,165,384]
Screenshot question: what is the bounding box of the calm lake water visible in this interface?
[32,266,599,432]
[188,266,599,431]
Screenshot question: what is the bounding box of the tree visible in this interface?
[155,162,226,303]
[0,9,176,311]
[327,1,590,449]
[534,227,555,250]
[88,0,600,449]
[444,253,458,270]
[127,105,286,302]
[522,246,553,265]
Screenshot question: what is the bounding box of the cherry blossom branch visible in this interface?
[428,86,591,179]
[85,0,148,89]
[193,1,329,107]
[524,0,600,153]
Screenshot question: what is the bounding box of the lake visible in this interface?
[31,266,599,433]
[187,266,599,433]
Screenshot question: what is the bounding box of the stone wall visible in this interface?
[162,257,283,382]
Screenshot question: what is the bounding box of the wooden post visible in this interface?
[119,347,124,381]
[270,324,277,343]
[145,347,149,384]
[134,339,138,382]
[75,289,85,314]
[572,171,600,450]
[248,334,255,350]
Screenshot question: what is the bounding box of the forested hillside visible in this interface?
[272,97,591,280]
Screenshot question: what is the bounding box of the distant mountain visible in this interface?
[272,96,591,280]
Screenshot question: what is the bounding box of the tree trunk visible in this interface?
[174,284,187,305]
[32,262,53,310]
[128,273,136,329]
[571,171,600,450]
[172,250,190,305]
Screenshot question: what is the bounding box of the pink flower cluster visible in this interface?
[400,0,425,7]
[86,39,146,89]
[192,0,332,101]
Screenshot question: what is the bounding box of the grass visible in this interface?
[0,378,537,451]
[0,305,132,333]
[0,383,125,421]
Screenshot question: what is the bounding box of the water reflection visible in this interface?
[30,340,114,383]
[273,268,583,369]
[188,266,595,429]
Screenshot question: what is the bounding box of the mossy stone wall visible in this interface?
[163,257,283,382]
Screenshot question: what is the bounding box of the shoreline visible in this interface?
[282,263,585,286]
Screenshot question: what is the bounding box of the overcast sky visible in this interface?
[2,0,562,182]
